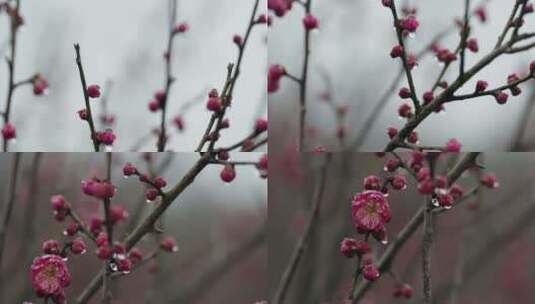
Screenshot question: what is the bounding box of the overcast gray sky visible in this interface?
[269,0,535,151]
[0,0,267,151]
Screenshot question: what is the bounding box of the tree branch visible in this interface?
[0,153,21,298]
[75,153,211,303]
[272,153,332,304]
[350,153,479,302]
[74,43,100,152]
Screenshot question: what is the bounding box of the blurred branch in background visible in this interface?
[272,153,331,304]
[0,152,21,300]
[269,153,535,303]
[0,152,266,304]
[170,222,266,302]
[509,88,535,150]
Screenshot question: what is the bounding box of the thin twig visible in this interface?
[196,0,261,152]
[74,43,100,152]
[67,207,97,243]
[384,32,535,152]
[102,152,113,304]
[170,223,266,302]
[272,153,332,304]
[242,137,268,152]
[350,26,457,149]
[459,0,471,77]
[15,153,42,265]
[446,74,533,102]
[350,153,479,302]
[0,153,21,298]
[2,0,21,152]
[494,2,521,49]
[76,153,212,304]
[158,0,178,152]
[389,0,421,112]
[297,0,313,151]
[422,198,434,304]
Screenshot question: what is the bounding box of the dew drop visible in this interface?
[109,262,118,272]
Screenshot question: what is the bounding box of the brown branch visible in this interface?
[102,152,113,304]
[350,26,457,150]
[216,129,267,152]
[242,136,268,152]
[66,207,96,243]
[158,0,178,152]
[459,0,471,77]
[422,200,434,304]
[125,154,176,234]
[494,1,521,48]
[446,74,533,102]
[348,0,491,150]
[13,153,41,267]
[2,0,21,152]
[170,223,266,302]
[384,32,535,152]
[0,152,21,297]
[74,43,100,152]
[298,0,313,151]
[272,153,332,304]
[75,153,211,303]
[350,153,479,302]
[389,0,421,112]
[196,0,261,152]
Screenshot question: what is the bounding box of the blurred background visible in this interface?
[0,0,267,151]
[269,152,535,303]
[0,152,266,303]
[269,0,535,151]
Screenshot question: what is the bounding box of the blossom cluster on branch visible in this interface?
[269,0,535,151]
[0,0,268,152]
[340,152,497,302]
[17,152,268,304]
